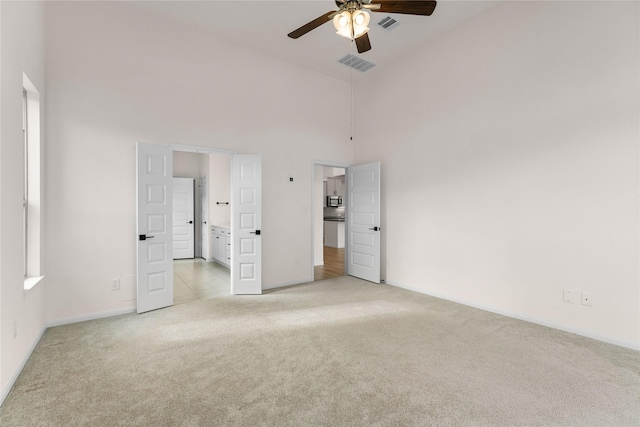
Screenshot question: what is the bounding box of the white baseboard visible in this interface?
[387,280,640,351]
[263,278,312,291]
[46,306,136,328]
[0,325,46,408]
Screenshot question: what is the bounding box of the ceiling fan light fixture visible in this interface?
[352,10,370,38]
[353,10,366,25]
[333,11,353,39]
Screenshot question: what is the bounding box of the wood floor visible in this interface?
[314,246,345,281]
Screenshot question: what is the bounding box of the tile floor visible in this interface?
[173,258,230,305]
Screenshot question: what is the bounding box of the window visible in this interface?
[22,73,43,291]
[23,88,28,276]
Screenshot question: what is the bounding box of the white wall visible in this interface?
[173,151,205,179]
[354,1,639,349]
[0,1,46,403]
[208,154,231,228]
[43,1,353,323]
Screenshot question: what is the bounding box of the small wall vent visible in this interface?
[377,16,399,31]
[338,54,376,72]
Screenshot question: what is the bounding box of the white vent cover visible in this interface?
[377,16,399,31]
[338,54,376,72]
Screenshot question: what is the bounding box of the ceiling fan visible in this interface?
[287,0,437,54]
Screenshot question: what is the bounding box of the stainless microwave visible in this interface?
[327,195,342,207]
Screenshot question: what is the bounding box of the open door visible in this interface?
[172,177,195,259]
[136,143,174,313]
[346,162,381,283]
[231,154,262,294]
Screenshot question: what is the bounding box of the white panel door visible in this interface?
[136,143,174,313]
[172,177,195,259]
[231,154,262,295]
[200,176,208,260]
[347,162,381,283]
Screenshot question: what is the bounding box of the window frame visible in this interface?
[22,74,44,292]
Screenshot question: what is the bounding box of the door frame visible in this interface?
[310,160,350,281]
[199,176,208,260]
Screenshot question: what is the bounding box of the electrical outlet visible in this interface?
[294,259,300,266]
[563,289,575,304]
[581,293,592,307]
[111,278,120,291]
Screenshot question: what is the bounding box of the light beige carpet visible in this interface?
[1,276,638,426]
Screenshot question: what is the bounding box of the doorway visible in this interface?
[312,162,348,281]
[172,150,231,302]
[137,143,264,313]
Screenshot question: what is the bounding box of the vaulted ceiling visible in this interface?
[123,1,499,82]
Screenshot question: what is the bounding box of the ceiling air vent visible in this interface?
[338,54,376,72]
[377,16,400,31]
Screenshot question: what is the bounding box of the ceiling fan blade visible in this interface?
[355,33,372,54]
[369,1,437,16]
[288,11,337,39]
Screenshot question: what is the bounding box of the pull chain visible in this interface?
[350,34,354,142]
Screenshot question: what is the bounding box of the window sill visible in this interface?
[24,275,45,294]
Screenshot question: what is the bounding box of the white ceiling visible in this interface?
[124,1,500,82]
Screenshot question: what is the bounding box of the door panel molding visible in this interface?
[136,143,174,313]
[231,154,262,294]
[172,177,195,259]
[346,162,381,283]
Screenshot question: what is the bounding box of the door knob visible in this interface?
[187,221,193,224]
[369,226,380,231]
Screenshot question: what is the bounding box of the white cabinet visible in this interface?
[224,229,231,266]
[326,178,336,196]
[326,177,344,197]
[210,226,230,268]
[210,227,220,261]
[324,220,345,248]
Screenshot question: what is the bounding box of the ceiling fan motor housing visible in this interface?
[340,0,363,11]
